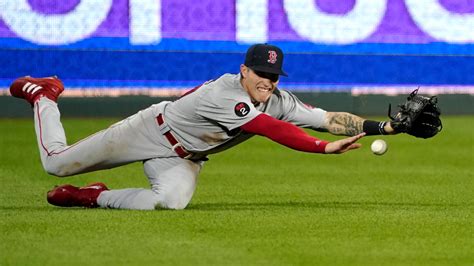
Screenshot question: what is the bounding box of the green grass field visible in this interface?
[1,116,472,266]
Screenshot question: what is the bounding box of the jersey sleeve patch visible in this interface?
[234,102,251,117]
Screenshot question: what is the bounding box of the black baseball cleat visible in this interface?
[47,182,109,208]
[9,76,64,106]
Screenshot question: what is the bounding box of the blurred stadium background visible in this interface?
[0,0,473,116]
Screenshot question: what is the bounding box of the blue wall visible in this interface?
[1,40,473,89]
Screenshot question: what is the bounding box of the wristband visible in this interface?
[363,120,387,135]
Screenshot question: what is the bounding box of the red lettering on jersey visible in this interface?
[267,50,277,64]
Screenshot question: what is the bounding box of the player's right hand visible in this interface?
[324,133,365,154]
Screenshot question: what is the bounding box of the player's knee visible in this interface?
[161,199,189,210]
[160,202,189,210]
[148,161,200,210]
[153,186,193,210]
[43,162,75,177]
[45,168,69,177]
[43,164,63,177]
[156,193,191,210]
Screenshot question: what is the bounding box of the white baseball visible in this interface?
[371,139,388,155]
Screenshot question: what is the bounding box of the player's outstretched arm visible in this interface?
[241,114,364,154]
[324,133,365,154]
[323,112,396,136]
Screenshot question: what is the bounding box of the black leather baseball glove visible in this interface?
[388,89,442,139]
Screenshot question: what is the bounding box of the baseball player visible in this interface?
[9,43,408,210]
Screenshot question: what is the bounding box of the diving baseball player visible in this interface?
[9,43,441,210]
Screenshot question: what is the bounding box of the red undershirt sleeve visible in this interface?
[240,113,329,153]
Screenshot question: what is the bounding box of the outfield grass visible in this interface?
[0,116,472,266]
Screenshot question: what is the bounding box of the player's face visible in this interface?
[241,65,279,103]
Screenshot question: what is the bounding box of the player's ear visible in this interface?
[240,64,248,78]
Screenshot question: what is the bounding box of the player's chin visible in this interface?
[258,96,271,103]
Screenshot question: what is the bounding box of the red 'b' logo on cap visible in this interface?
[267,50,277,64]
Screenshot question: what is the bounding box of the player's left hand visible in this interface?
[325,133,365,154]
[388,89,442,138]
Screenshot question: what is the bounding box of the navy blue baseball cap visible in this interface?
[244,44,288,76]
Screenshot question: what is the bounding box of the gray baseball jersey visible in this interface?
[27,73,327,210]
[164,73,327,157]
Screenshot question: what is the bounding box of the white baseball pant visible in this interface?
[33,98,203,210]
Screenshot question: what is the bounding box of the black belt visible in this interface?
[156,114,193,159]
